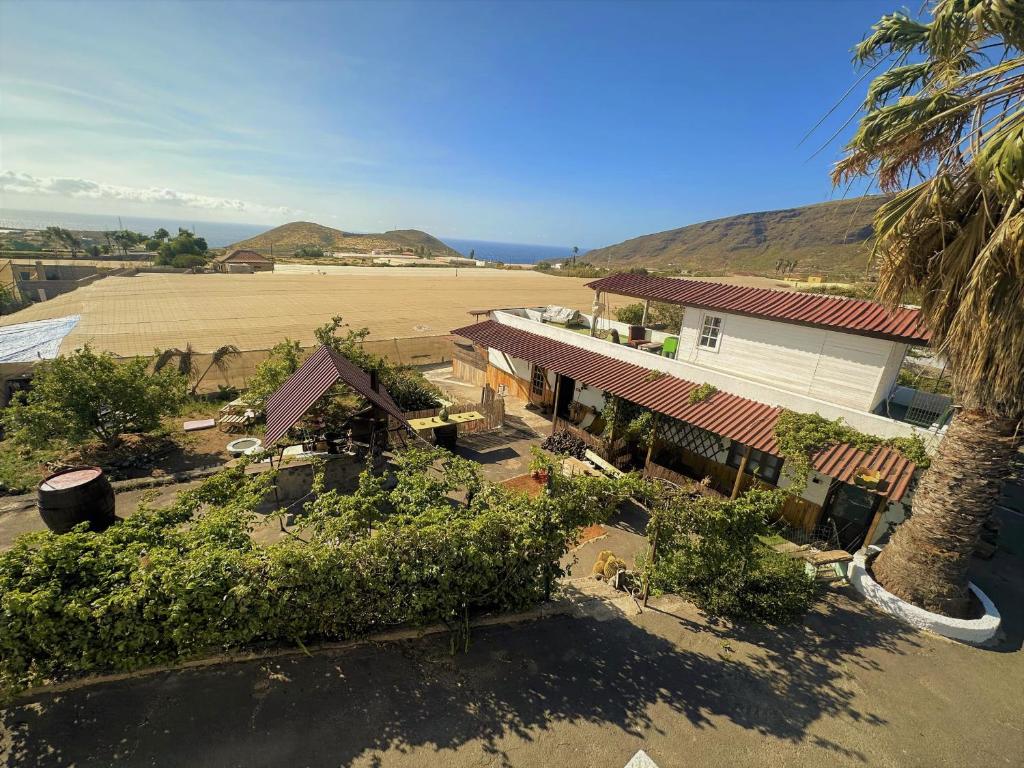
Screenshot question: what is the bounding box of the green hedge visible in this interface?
[0,452,628,693]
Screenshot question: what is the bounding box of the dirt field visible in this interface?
[0,269,625,356]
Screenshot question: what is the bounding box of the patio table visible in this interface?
[408,411,485,450]
[407,411,485,431]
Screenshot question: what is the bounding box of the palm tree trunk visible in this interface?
[872,408,1019,618]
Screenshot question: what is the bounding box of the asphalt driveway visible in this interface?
[3,551,1021,768]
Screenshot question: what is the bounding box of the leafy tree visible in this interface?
[645,486,815,622]
[294,245,325,259]
[243,339,304,410]
[85,244,100,258]
[171,253,207,269]
[469,248,475,259]
[153,227,170,241]
[43,226,81,257]
[0,283,22,315]
[314,315,441,411]
[833,2,1024,616]
[155,230,209,266]
[614,303,646,324]
[144,238,162,251]
[1,347,187,448]
[112,230,144,256]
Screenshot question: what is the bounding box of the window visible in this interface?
[698,314,723,351]
[726,442,783,485]
[531,365,546,397]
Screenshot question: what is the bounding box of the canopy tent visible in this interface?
[263,346,411,446]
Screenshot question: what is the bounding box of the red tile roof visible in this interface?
[453,319,916,501]
[264,346,410,445]
[812,442,916,503]
[586,273,930,344]
[215,249,274,264]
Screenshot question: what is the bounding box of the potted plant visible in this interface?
[529,446,553,483]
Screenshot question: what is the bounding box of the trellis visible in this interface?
[656,417,722,460]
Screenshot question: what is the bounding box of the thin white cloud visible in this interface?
[0,170,299,217]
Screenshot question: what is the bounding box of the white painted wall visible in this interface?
[573,381,608,412]
[488,348,531,381]
[674,307,908,412]
[491,310,936,443]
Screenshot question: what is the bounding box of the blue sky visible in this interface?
[0,0,902,246]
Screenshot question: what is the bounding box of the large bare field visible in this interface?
[0,269,623,356]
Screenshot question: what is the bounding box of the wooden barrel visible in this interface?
[37,467,116,533]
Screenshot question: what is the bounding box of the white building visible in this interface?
[450,273,950,552]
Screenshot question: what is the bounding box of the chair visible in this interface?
[661,336,679,358]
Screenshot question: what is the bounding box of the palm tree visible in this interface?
[191,344,241,395]
[572,246,579,266]
[154,344,241,395]
[833,2,1023,617]
[153,344,197,380]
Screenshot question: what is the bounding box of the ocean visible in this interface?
[0,208,587,263]
[442,238,587,265]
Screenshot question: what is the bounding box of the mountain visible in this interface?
[585,196,887,278]
[226,221,458,256]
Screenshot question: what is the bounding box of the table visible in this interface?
[408,411,485,449]
[407,411,485,431]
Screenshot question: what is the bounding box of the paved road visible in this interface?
[3,552,1021,768]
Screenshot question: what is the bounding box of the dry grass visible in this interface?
[0,269,623,356]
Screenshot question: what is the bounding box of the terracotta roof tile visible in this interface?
[585,273,930,344]
[453,319,916,501]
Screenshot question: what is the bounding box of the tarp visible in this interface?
[541,305,581,325]
[0,315,79,363]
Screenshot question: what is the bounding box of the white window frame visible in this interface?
[698,313,724,352]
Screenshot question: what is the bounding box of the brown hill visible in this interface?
[585,196,886,278]
[227,221,458,256]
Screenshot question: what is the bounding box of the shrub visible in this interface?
[646,488,816,623]
[0,347,187,449]
[614,303,646,324]
[0,451,632,693]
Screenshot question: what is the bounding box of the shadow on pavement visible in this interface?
[2,586,919,768]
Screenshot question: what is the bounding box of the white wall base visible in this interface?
[848,546,1001,645]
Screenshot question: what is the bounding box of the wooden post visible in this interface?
[551,374,563,432]
[862,495,887,549]
[643,414,660,472]
[641,299,651,325]
[591,291,602,336]
[730,444,752,499]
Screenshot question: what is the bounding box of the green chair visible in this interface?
[661,336,678,358]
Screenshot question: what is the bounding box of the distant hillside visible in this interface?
[227,221,458,256]
[585,196,887,278]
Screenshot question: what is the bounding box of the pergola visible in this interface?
[263,345,412,447]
